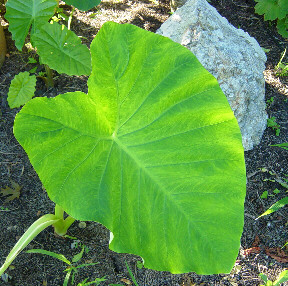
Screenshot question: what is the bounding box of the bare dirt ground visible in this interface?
[0,0,288,285]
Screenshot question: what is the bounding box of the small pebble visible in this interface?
[78,221,86,229]
[1,273,11,282]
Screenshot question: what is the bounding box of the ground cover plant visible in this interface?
[0,0,288,285]
[254,0,288,37]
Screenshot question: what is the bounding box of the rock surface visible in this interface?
[158,0,267,151]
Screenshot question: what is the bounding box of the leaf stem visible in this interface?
[44,64,54,88]
[0,214,60,276]
[68,7,75,31]
[53,204,76,236]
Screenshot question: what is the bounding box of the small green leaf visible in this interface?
[261,191,268,199]
[72,246,85,263]
[64,270,72,286]
[267,117,280,136]
[28,57,37,64]
[29,67,37,74]
[74,262,99,269]
[125,261,139,286]
[271,142,288,151]
[282,241,288,248]
[7,72,36,108]
[26,249,71,265]
[258,197,288,218]
[5,0,57,50]
[77,277,106,286]
[64,0,101,11]
[31,22,91,76]
[273,188,281,194]
[136,260,144,269]
[262,48,271,53]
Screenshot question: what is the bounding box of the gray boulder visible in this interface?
[158,0,267,151]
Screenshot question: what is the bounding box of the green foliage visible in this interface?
[26,247,101,286]
[275,49,288,76]
[26,249,71,265]
[261,189,282,199]
[271,142,288,151]
[0,205,74,276]
[7,71,36,108]
[277,17,288,38]
[255,0,288,38]
[5,0,57,50]
[0,214,61,275]
[255,0,288,20]
[266,96,274,106]
[258,197,288,218]
[258,143,288,219]
[261,190,269,199]
[31,22,91,76]
[260,269,288,286]
[13,22,246,274]
[125,261,139,286]
[4,0,94,76]
[65,0,101,11]
[267,117,280,136]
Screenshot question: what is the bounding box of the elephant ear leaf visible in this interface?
[13,22,246,275]
[31,23,91,76]
[64,0,101,11]
[5,0,57,50]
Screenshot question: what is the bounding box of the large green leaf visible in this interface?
[64,0,101,11]
[5,0,57,50]
[13,22,246,274]
[31,23,91,76]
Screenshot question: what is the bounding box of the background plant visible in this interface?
[275,48,288,76]
[258,143,288,219]
[4,0,101,108]
[259,269,288,286]
[254,0,288,38]
[267,117,280,136]
[26,247,102,286]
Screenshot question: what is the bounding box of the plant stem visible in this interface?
[0,214,60,276]
[44,64,54,88]
[68,7,75,31]
[53,204,76,236]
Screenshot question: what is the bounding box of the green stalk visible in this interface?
[68,7,75,31]
[0,205,75,275]
[53,204,76,236]
[44,64,54,88]
[0,214,60,275]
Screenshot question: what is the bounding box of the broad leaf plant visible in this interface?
[4,0,98,106]
[0,22,246,276]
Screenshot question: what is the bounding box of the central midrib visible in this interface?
[112,135,196,226]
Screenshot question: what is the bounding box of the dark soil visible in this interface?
[0,0,288,285]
